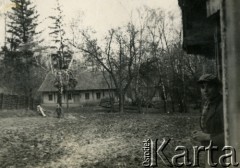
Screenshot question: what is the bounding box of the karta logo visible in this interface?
[142,138,239,167]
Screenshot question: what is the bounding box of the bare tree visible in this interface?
[72,27,136,113]
[70,7,210,114]
[49,0,77,108]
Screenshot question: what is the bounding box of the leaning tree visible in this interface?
[53,69,77,108]
[49,0,77,108]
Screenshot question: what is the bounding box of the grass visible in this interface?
[0,107,203,168]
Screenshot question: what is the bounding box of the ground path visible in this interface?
[0,109,201,168]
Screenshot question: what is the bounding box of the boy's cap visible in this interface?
[198,74,220,85]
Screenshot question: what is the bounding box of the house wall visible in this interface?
[42,92,57,104]
[42,90,116,107]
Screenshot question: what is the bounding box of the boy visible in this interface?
[56,104,63,118]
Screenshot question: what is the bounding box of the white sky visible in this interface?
[0,0,181,46]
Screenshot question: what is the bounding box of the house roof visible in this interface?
[0,86,15,94]
[178,0,215,58]
[38,71,115,92]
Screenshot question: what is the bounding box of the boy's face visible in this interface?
[200,82,219,100]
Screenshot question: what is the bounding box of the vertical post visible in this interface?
[4,13,7,47]
[221,0,240,162]
[0,94,3,109]
[31,98,33,110]
[16,95,19,109]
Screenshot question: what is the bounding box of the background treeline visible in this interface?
[0,0,215,112]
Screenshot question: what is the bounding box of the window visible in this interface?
[96,92,101,99]
[48,94,53,101]
[85,93,89,100]
[68,93,72,100]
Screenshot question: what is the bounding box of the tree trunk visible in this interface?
[162,95,167,113]
[66,89,69,113]
[161,82,168,113]
[171,96,175,113]
[136,97,142,113]
[57,86,62,107]
[107,89,114,112]
[119,93,124,113]
[27,72,32,110]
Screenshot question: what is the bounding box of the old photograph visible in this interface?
[0,0,239,167]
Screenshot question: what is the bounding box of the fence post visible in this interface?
[2,94,4,109]
[25,96,28,110]
[16,95,19,109]
[0,94,3,109]
[31,98,34,110]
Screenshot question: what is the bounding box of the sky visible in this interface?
[0,0,181,46]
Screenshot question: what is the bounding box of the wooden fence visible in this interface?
[0,94,40,110]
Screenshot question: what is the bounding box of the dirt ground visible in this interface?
[0,108,203,168]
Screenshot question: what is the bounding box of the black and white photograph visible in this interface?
[0,0,239,167]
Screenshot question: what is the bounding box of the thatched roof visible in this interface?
[0,86,15,94]
[38,71,115,92]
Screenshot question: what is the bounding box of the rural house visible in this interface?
[38,71,117,107]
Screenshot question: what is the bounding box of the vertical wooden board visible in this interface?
[221,0,240,162]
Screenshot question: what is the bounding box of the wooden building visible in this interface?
[38,71,117,107]
[178,0,222,77]
[178,0,240,163]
